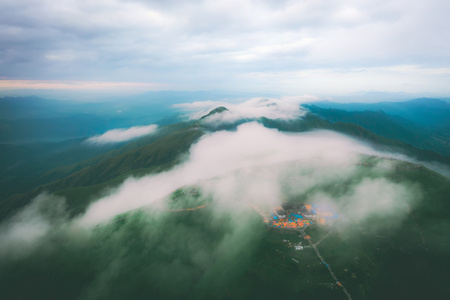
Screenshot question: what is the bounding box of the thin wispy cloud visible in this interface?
[86,124,158,144]
[0,80,166,91]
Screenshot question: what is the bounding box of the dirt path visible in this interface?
[299,229,352,300]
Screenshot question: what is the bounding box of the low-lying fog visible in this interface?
[1,120,421,257]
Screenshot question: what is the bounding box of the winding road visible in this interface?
[298,229,352,300]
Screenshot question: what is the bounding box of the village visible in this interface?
[254,203,352,299]
[253,203,339,230]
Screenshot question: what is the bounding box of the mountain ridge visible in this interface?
[2,106,449,220]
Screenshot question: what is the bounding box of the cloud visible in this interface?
[0,80,167,91]
[78,122,386,226]
[341,178,418,222]
[1,0,449,95]
[0,193,68,260]
[0,120,426,291]
[175,95,318,124]
[86,124,158,144]
[306,176,421,226]
[241,65,450,96]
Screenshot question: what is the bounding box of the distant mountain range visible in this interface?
[308,98,450,131]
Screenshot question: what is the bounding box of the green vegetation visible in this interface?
[2,105,450,220]
[1,162,448,300]
[261,113,450,165]
[1,103,449,299]
[0,123,203,219]
[168,186,212,210]
[306,105,450,156]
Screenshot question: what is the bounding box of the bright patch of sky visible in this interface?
[0,0,449,97]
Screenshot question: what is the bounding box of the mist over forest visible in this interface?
[0,94,449,300]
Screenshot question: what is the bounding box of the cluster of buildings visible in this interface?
[266,203,338,230]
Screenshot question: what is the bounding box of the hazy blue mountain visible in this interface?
[0,121,201,219]
[0,95,188,143]
[0,96,76,119]
[0,138,124,201]
[309,98,450,131]
[0,95,189,205]
[304,105,450,156]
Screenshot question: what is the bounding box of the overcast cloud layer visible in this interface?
[1,0,450,96]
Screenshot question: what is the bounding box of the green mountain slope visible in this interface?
[2,108,449,221]
[0,138,123,200]
[260,114,450,166]
[37,121,194,186]
[305,105,450,156]
[0,123,203,219]
[310,98,450,131]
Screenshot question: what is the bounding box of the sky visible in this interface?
[1,0,450,98]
